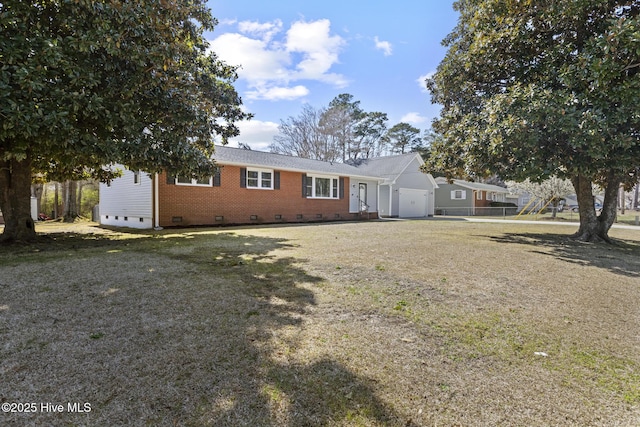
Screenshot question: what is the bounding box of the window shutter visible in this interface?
[461,190,466,200]
[240,168,246,188]
[450,190,456,199]
[274,171,280,190]
[339,177,344,199]
[166,173,175,185]
[302,174,307,197]
[213,168,221,187]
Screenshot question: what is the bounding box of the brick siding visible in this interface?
[158,166,369,227]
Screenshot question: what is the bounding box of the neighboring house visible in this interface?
[434,177,510,216]
[99,146,438,229]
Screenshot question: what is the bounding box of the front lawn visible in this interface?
[1,220,639,426]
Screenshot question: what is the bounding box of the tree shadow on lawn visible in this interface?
[0,230,402,426]
[486,232,640,278]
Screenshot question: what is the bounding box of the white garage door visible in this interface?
[399,188,427,218]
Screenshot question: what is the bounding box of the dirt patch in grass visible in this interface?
[1,220,639,426]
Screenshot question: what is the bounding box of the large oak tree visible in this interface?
[426,0,640,242]
[0,0,250,242]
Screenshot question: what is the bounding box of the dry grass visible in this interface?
[1,219,639,426]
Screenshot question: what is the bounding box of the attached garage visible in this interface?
[399,188,428,218]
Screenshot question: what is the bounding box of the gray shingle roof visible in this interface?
[212,145,423,180]
[435,177,509,193]
[348,153,423,179]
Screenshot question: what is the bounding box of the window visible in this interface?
[315,177,331,198]
[176,176,212,186]
[476,191,483,200]
[451,189,466,200]
[261,171,272,188]
[133,171,140,185]
[246,168,273,189]
[305,175,339,199]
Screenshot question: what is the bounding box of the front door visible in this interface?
[359,183,368,212]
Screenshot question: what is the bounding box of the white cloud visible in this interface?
[286,19,346,81]
[417,72,436,93]
[246,85,310,101]
[374,36,392,56]
[209,33,290,84]
[238,19,283,42]
[400,112,428,124]
[209,18,347,102]
[225,119,280,151]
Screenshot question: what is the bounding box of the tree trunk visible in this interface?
[0,156,37,243]
[54,182,59,218]
[77,181,84,217]
[42,183,48,217]
[571,173,619,243]
[551,200,558,219]
[63,180,79,222]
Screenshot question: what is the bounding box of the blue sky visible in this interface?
[205,1,459,150]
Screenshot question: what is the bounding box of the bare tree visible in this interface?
[326,94,363,161]
[270,94,389,162]
[270,104,335,161]
[318,105,353,162]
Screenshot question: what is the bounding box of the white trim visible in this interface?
[246,167,274,190]
[176,176,213,187]
[306,174,339,199]
[452,189,466,200]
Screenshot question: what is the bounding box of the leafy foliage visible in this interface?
[426,0,640,241]
[0,0,250,241]
[1,0,249,179]
[384,122,422,154]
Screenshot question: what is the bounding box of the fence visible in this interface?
[435,206,640,225]
[435,206,519,217]
[435,206,576,219]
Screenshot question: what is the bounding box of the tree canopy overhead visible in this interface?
[426,0,640,241]
[0,0,251,242]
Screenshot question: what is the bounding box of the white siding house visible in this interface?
[100,168,153,229]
